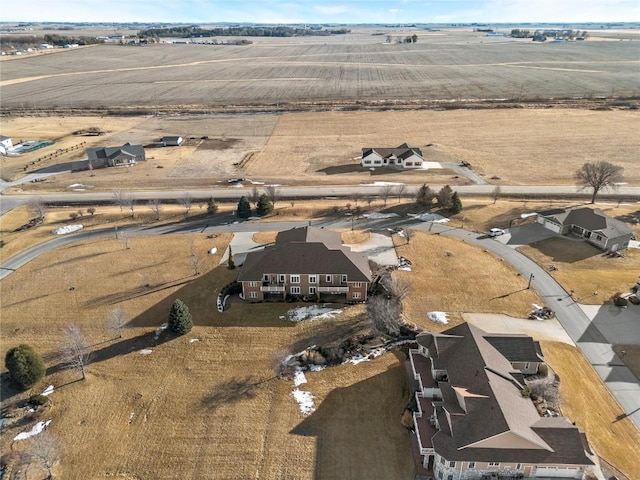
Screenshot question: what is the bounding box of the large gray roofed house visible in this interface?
[413,323,593,468]
[362,143,423,161]
[87,142,145,162]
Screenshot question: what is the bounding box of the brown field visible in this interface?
[1,28,639,109]
[541,341,640,480]
[2,108,639,189]
[0,234,414,480]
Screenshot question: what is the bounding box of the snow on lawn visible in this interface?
[52,224,83,235]
[520,212,538,219]
[293,368,307,387]
[409,213,449,223]
[281,305,342,322]
[427,311,449,324]
[41,385,54,396]
[13,420,51,441]
[343,348,385,365]
[629,240,640,249]
[154,323,168,340]
[140,349,153,355]
[291,389,315,415]
[189,338,200,343]
[361,181,405,186]
[363,212,400,219]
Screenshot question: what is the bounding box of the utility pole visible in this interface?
[527,273,535,289]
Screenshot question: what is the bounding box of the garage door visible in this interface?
[534,466,580,478]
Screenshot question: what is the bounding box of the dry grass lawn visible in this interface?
[0,234,414,480]
[541,341,640,480]
[613,345,640,381]
[394,231,543,328]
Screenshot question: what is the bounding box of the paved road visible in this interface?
[417,222,640,430]
[1,213,639,429]
[2,184,640,214]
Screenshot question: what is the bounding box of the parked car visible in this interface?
[488,228,505,237]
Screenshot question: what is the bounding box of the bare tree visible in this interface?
[404,227,415,245]
[379,185,393,206]
[575,161,624,204]
[30,197,48,223]
[265,185,280,206]
[365,196,373,207]
[120,231,130,250]
[26,431,59,479]
[112,189,125,211]
[250,186,260,207]
[492,185,501,204]
[382,276,411,301]
[61,325,90,380]
[147,199,162,221]
[351,193,361,207]
[178,192,193,216]
[121,192,136,218]
[189,239,203,276]
[107,307,129,339]
[367,296,402,337]
[394,184,407,203]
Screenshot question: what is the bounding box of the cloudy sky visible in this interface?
[10,0,640,24]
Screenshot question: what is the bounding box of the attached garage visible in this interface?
[534,466,581,478]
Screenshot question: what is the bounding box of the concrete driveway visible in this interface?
[494,223,558,248]
[464,313,575,345]
[578,303,640,345]
[220,232,265,266]
[347,232,398,266]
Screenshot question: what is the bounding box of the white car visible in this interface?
[488,228,505,237]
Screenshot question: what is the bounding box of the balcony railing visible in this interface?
[317,286,349,293]
[261,285,285,292]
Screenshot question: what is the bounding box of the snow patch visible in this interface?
[281,305,342,322]
[67,183,84,188]
[154,323,168,340]
[291,389,315,415]
[364,181,405,186]
[247,179,265,185]
[140,349,153,355]
[520,212,538,219]
[52,224,83,235]
[408,213,450,223]
[228,183,244,188]
[427,311,449,324]
[629,240,640,249]
[13,420,51,441]
[189,338,200,343]
[293,369,307,387]
[420,162,442,169]
[41,385,54,396]
[344,348,385,365]
[398,266,412,271]
[308,364,326,372]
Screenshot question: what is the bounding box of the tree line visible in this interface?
[138,26,350,39]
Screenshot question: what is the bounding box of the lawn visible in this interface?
[541,341,640,480]
[0,233,414,480]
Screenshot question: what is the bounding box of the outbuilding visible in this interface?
[161,136,184,147]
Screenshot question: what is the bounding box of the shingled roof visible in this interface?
[416,323,592,465]
[540,207,632,239]
[237,227,371,282]
[362,143,423,160]
[87,142,145,160]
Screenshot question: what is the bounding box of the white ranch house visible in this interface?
[361,143,424,169]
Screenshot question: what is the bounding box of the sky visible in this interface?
[8,0,640,24]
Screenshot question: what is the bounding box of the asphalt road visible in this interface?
[2,183,640,215]
[1,212,639,429]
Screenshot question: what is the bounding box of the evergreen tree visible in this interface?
[416,183,434,209]
[5,344,46,390]
[256,193,274,216]
[237,196,252,219]
[450,191,463,214]
[436,185,453,210]
[228,246,236,270]
[206,197,218,215]
[168,299,193,335]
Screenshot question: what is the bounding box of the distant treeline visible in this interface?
[0,35,103,50]
[138,25,350,38]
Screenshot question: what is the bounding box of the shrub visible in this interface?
[206,197,218,215]
[87,207,96,216]
[28,394,50,406]
[168,299,193,335]
[614,296,628,307]
[256,194,273,216]
[5,344,46,390]
[236,196,251,219]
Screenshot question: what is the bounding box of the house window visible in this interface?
[516,464,522,470]
[309,287,316,295]
[309,275,317,283]
[353,282,362,288]
[263,274,269,282]
[447,476,453,480]
[249,281,258,287]
[449,461,456,468]
[290,275,300,283]
[468,462,476,469]
[595,235,603,241]
[249,292,258,299]
[279,274,286,283]
[352,292,361,299]
[440,457,445,465]
[326,275,332,283]
[342,275,348,283]
[290,287,300,295]
[488,462,500,467]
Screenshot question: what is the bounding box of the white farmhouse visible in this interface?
[360,143,424,169]
[0,135,13,155]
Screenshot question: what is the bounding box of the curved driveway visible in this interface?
[1,214,639,429]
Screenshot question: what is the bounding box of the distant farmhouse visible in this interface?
[160,136,184,147]
[73,143,145,171]
[237,227,371,303]
[360,143,424,169]
[407,323,594,479]
[0,135,13,155]
[537,207,633,251]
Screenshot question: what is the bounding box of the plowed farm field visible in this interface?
[1,28,639,109]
